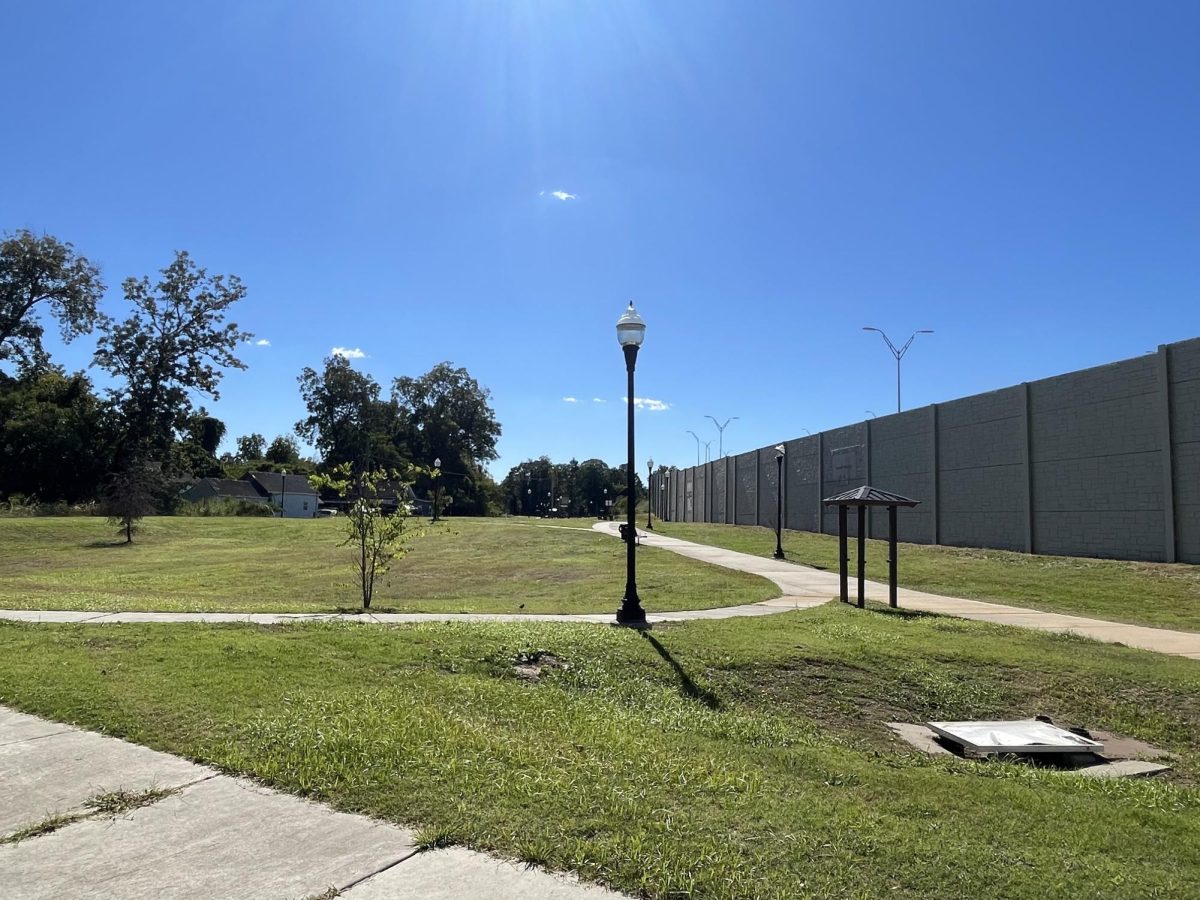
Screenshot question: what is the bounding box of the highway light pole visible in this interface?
[863,327,933,413]
[705,415,739,458]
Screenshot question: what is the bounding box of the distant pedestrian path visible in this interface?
[2,523,1197,660]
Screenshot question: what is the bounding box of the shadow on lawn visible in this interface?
[642,631,723,711]
[860,604,943,622]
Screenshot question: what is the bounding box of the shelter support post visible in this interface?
[838,505,848,603]
[856,505,866,608]
[888,504,898,608]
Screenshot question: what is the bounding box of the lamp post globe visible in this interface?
[616,302,647,625]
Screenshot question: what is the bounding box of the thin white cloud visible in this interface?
[592,397,606,404]
[255,339,271,347]
[562,396,578,403]
[623,397,670,412]
[332,346,366,360]
[551,190,577,201]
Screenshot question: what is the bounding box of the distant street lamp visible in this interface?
[865,410,877,419]
[616,301,647,625]
[703,440,713,463]
[432,457,442,523]
[705,415,739,459]
[863,327,934,413]
[603,486,609,521]
[686,430,702,466]
[646,457,654,530]
[663,471,670,522]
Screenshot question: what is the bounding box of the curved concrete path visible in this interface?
[600,522,1200,660]
[0,522,1197,659]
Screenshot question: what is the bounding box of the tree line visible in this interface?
[0,229,504,520]
[498,457,645,518]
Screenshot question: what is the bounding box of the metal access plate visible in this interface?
[927,719,1103,754]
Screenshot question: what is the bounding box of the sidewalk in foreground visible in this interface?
[1,523,1196,660]
[0,706,626,900]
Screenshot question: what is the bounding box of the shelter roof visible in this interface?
[822,485,920,507]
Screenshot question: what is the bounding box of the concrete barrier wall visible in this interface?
[659,337,1200,563]
[1172,340,1200,561]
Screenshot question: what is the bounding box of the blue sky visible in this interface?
[4,1,1197,477]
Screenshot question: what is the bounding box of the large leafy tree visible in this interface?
[0,230,105,369]
[0,368,112,503]
[93,251,250,465]
[185,408,227,456]
[265,434,301,465]
[392,362,500,467]
[235,432,266,461]
[296,356,406,472]
[393,362,501,515]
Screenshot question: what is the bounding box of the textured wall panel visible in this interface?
[735,451,757,525]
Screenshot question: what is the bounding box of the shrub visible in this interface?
[176,498,274,517]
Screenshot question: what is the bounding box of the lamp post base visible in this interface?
[615,598,647,626]
[773,547,786,560]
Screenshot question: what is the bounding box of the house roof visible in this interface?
[317,479,415,504]
[192,478,265,500]
[245,471,317,496]
[822,485,920,507]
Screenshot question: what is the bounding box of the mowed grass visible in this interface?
[1,609,1198,898]
[0,517,773,614]
[656,521,1200,633]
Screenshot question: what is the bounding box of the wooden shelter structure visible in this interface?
[822,486,920,608]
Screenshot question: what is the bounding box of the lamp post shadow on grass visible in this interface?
[641,630,722,711]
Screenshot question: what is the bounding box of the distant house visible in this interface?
[180,478,270,508]
[241,472,319,519]
[317,479,432,517]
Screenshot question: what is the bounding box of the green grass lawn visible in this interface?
[1,609,1197,898]
[0,517,773,614]
[654,521,1200,633]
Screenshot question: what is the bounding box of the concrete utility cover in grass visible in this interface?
[928,720,1103,755]
[0,709,212,836]
[1,775,416,899]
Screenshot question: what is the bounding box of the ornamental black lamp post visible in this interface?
[773,444,786,559]
[663,471,670,521]
[616,301,647,625]
[646,457,655,530]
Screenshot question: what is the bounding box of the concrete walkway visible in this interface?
[0,706,626,900]
[1,523,1197,659]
